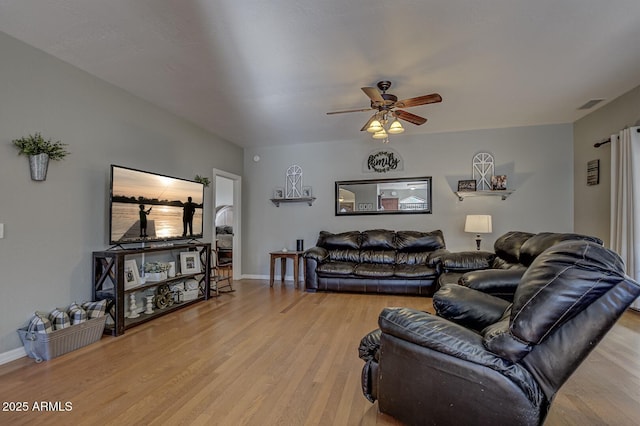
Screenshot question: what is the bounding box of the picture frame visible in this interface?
[273,187,285,199]
[491,175,507,190]
[587,159,599,186]
[180,251,201,275]
[124,259,141,289]
[457,179,477,192]
[302,186,312,197]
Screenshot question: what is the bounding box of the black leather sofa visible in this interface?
[438,231,603,300]
[359,240,640,426]
[304,229,447,295]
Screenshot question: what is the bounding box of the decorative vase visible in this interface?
[29,153,49,181]
[145,271,167,282]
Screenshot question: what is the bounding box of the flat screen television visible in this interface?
[109,165,205,244]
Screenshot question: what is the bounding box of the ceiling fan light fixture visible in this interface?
[367,119,383,133]
[388,119,405,134]
[372,129,388,139]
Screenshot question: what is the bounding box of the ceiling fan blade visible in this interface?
[362,87,384,103]
[326,107,374,115]
[360,114,377,131]
[396,93,442,108]
[395,110,427,125]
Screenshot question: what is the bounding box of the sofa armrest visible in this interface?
[439,251,495,272]
[303,246,329,262]
[379,307,484,353]
[460,269,525,300]
[432,284,510,330]
[304,247,328,291]
[378,307,537,382]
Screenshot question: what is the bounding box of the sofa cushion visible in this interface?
[395,230,446,252]
[396,251,431,265]
[493,231,535,264]
[354,263,395,277]
[519,232,603,266]
[328,248,361,263]
[438,272,463,286]
[317,231,361,249]
[361,229,396,250]
[361,250,396,264]
[317,261,357,276]
[441,251,495,272]
[394,264,438,279]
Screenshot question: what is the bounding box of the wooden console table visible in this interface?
[269,251,305,288]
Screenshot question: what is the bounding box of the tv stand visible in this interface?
[93,242,211,336]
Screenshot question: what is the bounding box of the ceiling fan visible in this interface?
[326,80,442,142]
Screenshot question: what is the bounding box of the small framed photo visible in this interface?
[457,179,477,192]
[180,251,201,275]
[491,175,507,190]
[302,186,312,197]
[273,187,284,199]
[124,259,141,289]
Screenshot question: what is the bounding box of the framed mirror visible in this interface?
[335,176,432,216]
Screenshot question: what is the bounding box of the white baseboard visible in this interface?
[0,346,27,365]
[242,274,269,280]
[241,274,304,282]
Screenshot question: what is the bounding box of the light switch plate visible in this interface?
[0,223,4,238]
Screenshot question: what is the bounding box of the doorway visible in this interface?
[213,169,241,280]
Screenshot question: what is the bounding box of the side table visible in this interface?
[269,251,305,288]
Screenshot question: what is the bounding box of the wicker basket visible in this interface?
[17,316,107,362]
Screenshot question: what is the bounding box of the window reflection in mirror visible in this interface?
[335,177,432,216]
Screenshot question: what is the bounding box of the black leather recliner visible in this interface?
[359,240,640,426]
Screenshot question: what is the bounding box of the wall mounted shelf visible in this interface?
[271,197,316,207]
[455,190,514,201]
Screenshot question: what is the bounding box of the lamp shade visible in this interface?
[367,119,383,133]
[372,129,388,139]
[388,119,405,134]
[464,215,492,233]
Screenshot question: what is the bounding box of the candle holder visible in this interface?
[127,293,140,318]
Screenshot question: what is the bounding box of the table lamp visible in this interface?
[464,215,492,250]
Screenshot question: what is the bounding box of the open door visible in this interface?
[213,169,241,280]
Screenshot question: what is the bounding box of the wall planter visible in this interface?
[12,132,69,181]
[29,153,50,181]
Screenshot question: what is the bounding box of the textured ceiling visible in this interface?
[1,0,640,148]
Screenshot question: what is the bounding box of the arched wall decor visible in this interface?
[472,152,495,191]
[286,165,302,198]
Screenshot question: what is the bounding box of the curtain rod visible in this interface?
[594,128,640,147]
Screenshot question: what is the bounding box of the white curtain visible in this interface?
[610,126,640,310]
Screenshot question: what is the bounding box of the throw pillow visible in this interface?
[26,311,53,334]
[82,300,107,319]
[49,308,71,330]
[68,302,87,325]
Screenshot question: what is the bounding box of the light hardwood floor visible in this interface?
[1,280,639,425]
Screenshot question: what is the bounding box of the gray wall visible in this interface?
[0,32,243,355]
[573,84,640,246]
[243,124,574,278]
